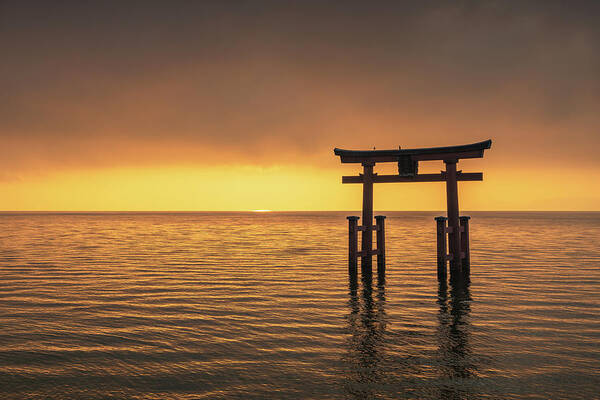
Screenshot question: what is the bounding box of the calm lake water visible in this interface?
[1,212,599,399]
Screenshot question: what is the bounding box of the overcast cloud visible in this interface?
[1,0,599,173]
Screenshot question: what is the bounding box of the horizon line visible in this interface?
[1,210,599,213]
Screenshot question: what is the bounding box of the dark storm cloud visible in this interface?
[1,0,599,171]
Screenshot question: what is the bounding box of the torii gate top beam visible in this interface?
[334,139,492,163]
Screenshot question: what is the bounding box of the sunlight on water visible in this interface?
[0,212,599,399]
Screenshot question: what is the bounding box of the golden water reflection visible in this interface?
[2,212,598,398]
[343,274,388,399]
[437,276,476,399]
[343,272,476,399]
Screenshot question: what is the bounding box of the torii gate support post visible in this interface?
[445,160,462,273]
[347,216,359,277]
[460,216,470,270]
[375,215,386,277]
[361,162,374,275]
[435,216,448,279]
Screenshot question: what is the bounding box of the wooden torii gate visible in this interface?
[334,139,492,278]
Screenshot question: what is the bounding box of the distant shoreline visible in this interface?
[1,210,599,214]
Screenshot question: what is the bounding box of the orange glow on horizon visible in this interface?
[1,163,599,211]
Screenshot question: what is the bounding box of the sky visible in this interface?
[1,0,599,211]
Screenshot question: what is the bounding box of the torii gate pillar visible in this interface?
[445,160,461,272]
[361,162,374,274]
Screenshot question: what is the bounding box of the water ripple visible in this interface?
[0,211,599,399]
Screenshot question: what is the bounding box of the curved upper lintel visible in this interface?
[334,139,492,163]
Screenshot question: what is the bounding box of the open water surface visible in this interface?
[0,212,599,399]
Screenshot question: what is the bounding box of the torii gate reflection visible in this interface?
[334,139,492,279]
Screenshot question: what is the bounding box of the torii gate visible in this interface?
[334,139,492,279]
